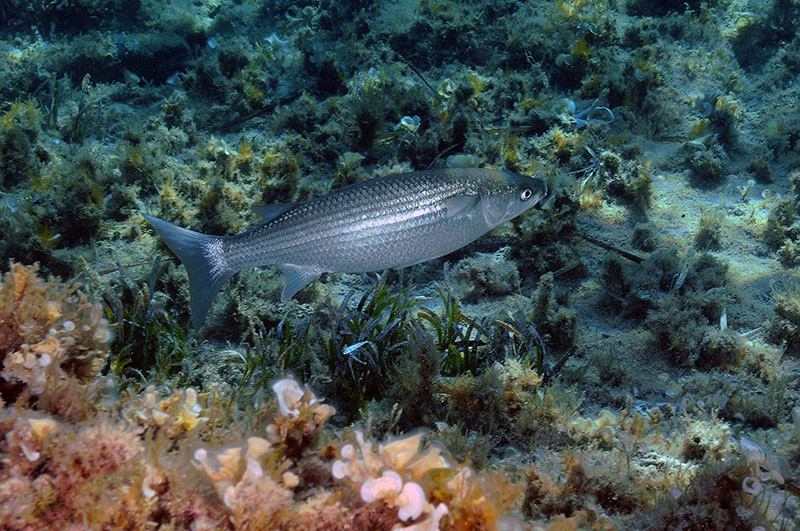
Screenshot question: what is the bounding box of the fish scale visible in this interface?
[232,172,485,267]
[144,168,547,329]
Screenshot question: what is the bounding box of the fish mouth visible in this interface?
[532,180,549,209]
[535,191,549,209]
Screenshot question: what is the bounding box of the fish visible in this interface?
[143,168,548,329]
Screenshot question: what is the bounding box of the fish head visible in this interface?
[480,171,548,227]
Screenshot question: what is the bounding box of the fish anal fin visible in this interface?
[252,203,297,222]
[278,264,322,301]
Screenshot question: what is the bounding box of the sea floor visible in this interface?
[1,0,800,529]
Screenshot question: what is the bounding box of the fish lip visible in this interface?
[534,192,550,209]
[534,180,549,209]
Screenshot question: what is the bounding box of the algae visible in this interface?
[1,0,800,529]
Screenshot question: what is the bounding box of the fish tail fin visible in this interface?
[143,214,233,330]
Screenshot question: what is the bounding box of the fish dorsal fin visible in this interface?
[278,264,322,301]
[444,194,480,218]
[252,202,297,222]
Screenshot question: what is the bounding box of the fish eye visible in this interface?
[520,188,533,201]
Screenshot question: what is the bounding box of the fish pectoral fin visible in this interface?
[252,202,298,222]
[278,264,322,301]
[444,194,480,218]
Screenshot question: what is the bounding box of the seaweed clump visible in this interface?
[0,262,111,407]
[82,257,191,385]
[644,253,743,370]
[0,100,41,189]
[766,281,800,357]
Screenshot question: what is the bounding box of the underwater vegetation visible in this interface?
[0,264,800,529]
[81,256,193,385]
[1,264,799,529]
[0,262,111,406]
[2,0,800,528]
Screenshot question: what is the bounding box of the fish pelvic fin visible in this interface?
[143,214,233,330]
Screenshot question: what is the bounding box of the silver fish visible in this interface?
[143,168,547,328]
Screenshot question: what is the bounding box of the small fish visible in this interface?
[144,168,547,328]
[343,341,372,360]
